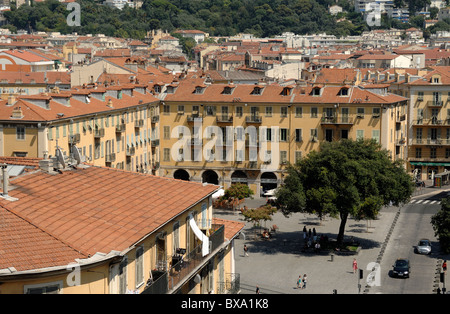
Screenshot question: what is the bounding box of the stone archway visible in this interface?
[173,169,190,181]
[260,172,278,194]
[231,170,248,185]
[202,170,219,185]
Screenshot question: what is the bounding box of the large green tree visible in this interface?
[275,139,414,245]
[431,197,450,254]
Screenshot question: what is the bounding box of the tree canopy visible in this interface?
[275,139,414,244]
[431,196,450,254]
[3,0,448,40]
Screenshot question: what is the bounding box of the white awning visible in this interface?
[188,214,209,257]
[212,188,224,199]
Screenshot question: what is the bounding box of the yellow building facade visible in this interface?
[155,80,408,195]
[407,68,450,182]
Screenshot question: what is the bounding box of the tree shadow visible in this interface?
[243,226,382,257]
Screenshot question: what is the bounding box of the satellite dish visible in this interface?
[56,147,66,169]
[72,145,82,165]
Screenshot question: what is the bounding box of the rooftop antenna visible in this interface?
[56,147,66,169]
[72,145,82,165]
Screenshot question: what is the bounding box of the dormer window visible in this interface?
[222,86,234,95]
[166,85,177,94]
[154,85,161,93]
[280,87,292,96]
[251,86,263,95]
[311,87,321,96]
[193,85,206,94]
[339,87,349,96]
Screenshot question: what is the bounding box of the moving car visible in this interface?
[416,239,431,255]
[392,258,410,278]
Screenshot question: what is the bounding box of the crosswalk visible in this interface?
[409,199,441,205]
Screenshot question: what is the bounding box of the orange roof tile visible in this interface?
[0,166,220,271]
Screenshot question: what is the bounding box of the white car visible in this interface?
[416,239,431,255]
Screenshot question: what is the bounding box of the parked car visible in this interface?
[415,239,432,255]
[392,258,410,278]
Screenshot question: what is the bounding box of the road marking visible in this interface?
[415,200,423,204]
[422,200,430,204]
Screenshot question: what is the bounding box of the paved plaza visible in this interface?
[213,183,449,294]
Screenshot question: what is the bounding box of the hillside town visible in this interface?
[0,11,450,295]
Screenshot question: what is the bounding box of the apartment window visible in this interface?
[357,108,365,117]
[280,151,287,164]
[163,148,170,161]
[372,130,380,143]
[372,108,381,117]
[295,106,302,117]
[295,129,302,142]
[265,106,273,116]
[310,129,318,141]
[280,128,288,142]
[236,106,243,117]
[311,107,318,118]
[417,91,424,101]
[415,128,422,143]
[356,130,364,140]
[177,105,185,114]
[295,151,302,162]
[205,105,215,116]
[135,246,144,288]
[163,104,170,114]
[119,257,128,294]
[430,147,437,159]
[266,128,272,141]
[48,127,54,140]
[281,107,288,117]
[16,126,25,140]
[25,281,62,294]
[415,148,422,158]
[163,126,170,139]
[446,148,450,158]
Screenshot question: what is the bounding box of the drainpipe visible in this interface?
[1,163,8,197]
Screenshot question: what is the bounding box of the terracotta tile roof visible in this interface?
[212,218,245,240]
[0,166,220,271]
[2,50,53,63]
[0,156,41,168]
[0,86,159,122]
[0,206,86,272]
[163,80,407,105]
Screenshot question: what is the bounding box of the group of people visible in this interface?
[296,274,308,289]
[302,226,327,253]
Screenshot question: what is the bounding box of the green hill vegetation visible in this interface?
[2,0,450,39]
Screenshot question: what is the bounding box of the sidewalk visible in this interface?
[213,185,448,294]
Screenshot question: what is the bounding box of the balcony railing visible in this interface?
[218,273,241,294]
[217,115,233,123]
[320,115,354,125]
[168,224,225,292]
[427,100,443,107]
[141,223,227,294]
[245,116,262,123]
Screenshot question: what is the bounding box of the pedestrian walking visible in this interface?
[256,285,260,294]
[302,274,307,289]
[244,245,249,257]
[353,258,358,274]
[303,226,307,241]
[296,275,302,289]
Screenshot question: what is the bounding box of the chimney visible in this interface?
[7,94,16,106]
[1,163,8,197]
[10,106,24,119]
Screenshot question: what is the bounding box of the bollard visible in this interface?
[330,254,334,262]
